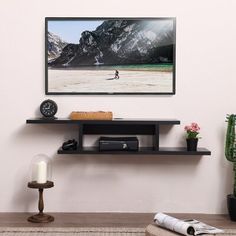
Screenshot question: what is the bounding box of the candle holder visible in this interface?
[27,181,54,223]
[30,154,52,184]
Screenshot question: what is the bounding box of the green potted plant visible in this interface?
[225,114,236,221]
[184,122,200,151]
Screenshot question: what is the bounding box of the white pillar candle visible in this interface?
[36,161,47,183]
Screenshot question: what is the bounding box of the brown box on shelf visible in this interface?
[69,111,113,120]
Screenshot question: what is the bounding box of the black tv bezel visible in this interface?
[45,17,176,95]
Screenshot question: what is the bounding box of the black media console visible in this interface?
[26,118,211,156]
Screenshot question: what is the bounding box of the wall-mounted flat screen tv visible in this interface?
[45,17,176,95]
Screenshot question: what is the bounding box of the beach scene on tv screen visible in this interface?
[47,19,175,93]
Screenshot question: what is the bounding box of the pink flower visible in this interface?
[184,125,191,131]
[191,123,200,132]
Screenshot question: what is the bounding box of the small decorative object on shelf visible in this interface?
[184,122,200,151]
[225,114,236,221]
[62,139,77,150]
[40,99,58,119]
[28,154,54,223]
[69,111,113,120]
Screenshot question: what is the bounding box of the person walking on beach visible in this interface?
[114,70,119,79]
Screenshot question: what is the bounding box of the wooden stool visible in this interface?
[27,181,54,223]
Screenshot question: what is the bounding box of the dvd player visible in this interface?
[99,136,139,151]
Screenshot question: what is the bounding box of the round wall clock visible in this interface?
[40,99,58,119]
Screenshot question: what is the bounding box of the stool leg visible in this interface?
[38,189,44,214]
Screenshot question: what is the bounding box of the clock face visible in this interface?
[40,100,58,118]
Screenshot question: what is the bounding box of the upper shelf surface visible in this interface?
[26,118,181,125]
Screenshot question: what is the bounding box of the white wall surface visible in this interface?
[0,0,236,213]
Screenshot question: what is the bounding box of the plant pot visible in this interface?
[227,194,236,221]
[186,138,198,151]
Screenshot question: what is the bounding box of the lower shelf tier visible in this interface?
[58,147,211,155]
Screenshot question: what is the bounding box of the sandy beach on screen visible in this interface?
[48,69,173,93]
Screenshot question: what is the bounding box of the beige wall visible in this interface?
[0,0,236,213]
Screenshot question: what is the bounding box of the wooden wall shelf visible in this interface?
[26,118,211,156]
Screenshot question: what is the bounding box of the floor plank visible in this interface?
[0,213,153,228]
[0,213,234,229]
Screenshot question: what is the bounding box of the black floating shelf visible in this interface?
[26,118,211,156]
[58,147,211,155]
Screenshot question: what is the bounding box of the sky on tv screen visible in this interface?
[48,20,104,44]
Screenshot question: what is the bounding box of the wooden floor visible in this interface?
[0,213,235,229]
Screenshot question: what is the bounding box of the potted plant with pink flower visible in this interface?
[184,122,200,151]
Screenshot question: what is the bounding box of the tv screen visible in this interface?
[45,17,176,95]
